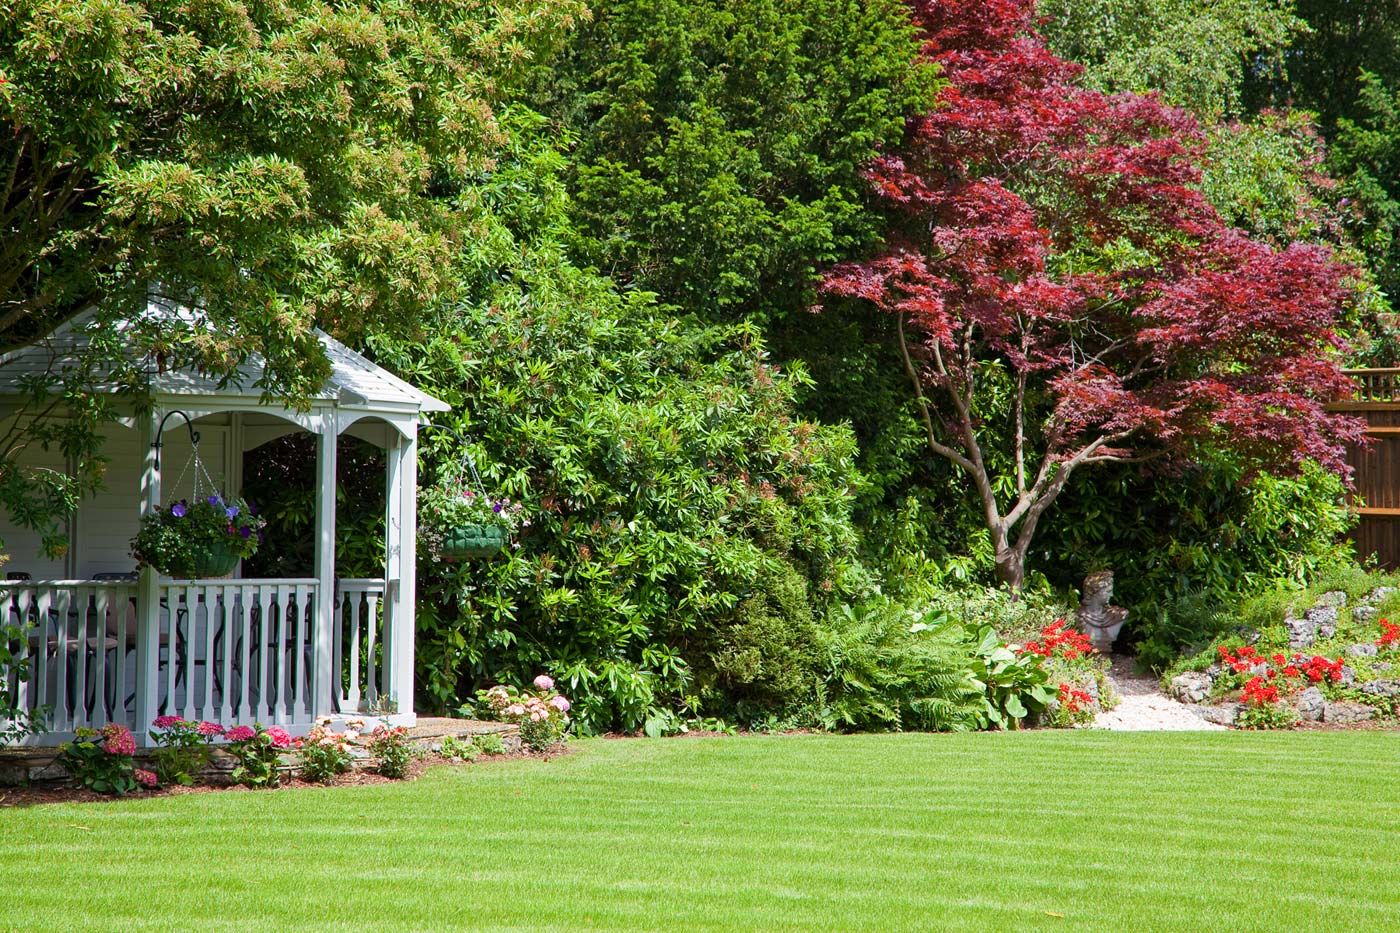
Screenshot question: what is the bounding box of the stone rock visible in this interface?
[1285,614,1317,648]
[1170,672,1214,704]
[1348,642,1379,658]
[1378,662,1394,673]
[1295,687,1325,722]
[1315,590,1348,609]
[1360,680,1400,697]
[1306,605,1339,640]
[1352,605,1380,625]
[1322,701,1375,724]
[1192,704,1240,726]
[1363,586,1396,606]
[1340,666,1357,686]
[1205,663,1223,679]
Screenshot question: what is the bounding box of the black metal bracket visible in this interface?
[151,409,200,471]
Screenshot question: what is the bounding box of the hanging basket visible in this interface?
[439,524,509,561]
[190,539,243,578]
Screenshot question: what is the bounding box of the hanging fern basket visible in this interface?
[191,539,243,578]
[439,523,509,561]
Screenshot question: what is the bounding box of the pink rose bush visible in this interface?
[300,717,362,783]
[367,724,415,778]
[483,676,572,752]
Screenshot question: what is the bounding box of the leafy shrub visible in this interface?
[0,620,44,745]
[965,626,1055,730]
[149,716,223,786]
[439,734,481,761]
[367,725,416,778]
[1041,456,1354,670]
[545,0,936,322]
[300,718,361,783]
[472,733,507,756]
[813,597,985,733]
[57,725,153,795]
[695,563,822,722]
[225,724,297,789]
[371,115,864,732]
[482,676,572,752]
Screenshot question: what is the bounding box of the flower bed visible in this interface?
[4,717,538,805]
[1165,582,1400,728]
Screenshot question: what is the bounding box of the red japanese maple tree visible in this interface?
[821,0,1365,589]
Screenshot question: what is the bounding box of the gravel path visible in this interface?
[1092,655,1226,731]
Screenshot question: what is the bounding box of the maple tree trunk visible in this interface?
[993,536,1027,592]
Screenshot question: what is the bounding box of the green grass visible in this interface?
[4,732,1399,931]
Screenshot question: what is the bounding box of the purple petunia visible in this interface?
[225,505,240,519]
[492,502,504,514]
[171,502,187,518]
[239,525,252,540]
[207,495,222,507]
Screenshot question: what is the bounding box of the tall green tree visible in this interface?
[1039,0,1301,118]
[542,0,936,322]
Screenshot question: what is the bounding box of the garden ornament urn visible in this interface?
[1076,570,1127,653]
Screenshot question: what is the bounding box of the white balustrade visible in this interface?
[0,577,336,743]
[1,581,138,738]
[334,578,389,714]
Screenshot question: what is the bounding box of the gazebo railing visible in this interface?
[155,578,319,727]
[1,577,323,743]
[335,578,389,714]
[1,580,139,736]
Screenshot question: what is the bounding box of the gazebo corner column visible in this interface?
[134,407,163,745]
[382,426,417,725]
[313,412,338,720]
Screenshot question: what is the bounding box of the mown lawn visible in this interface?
[3,731,1398,931]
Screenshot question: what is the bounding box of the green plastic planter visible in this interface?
[190,539,242,578]
[439,524,509,561]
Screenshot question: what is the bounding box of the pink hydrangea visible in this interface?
[100,724,136,756]
[134,768,158,788]
[196,721,225,737]
[549,695,571,713]
[505,703,526,717]
[224,725,256,743]
[265,726,295,749]
[533,674,555,691]
[152,715,184,730]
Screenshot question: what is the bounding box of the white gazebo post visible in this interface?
[134,407,163,741]
[381,425,417,722]
[313,410,338,719]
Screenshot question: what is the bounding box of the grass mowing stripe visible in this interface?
[3,731,1398,931]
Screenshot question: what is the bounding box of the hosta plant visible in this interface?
[966,625,1055,729]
